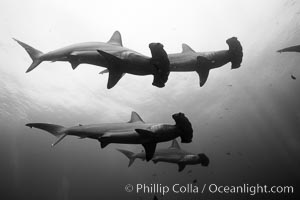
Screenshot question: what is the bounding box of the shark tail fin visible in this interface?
[26,123,65,137]
[117,149,136,167]
[26,123,66,146]
[13,38,44,73]
[226,37,243,69]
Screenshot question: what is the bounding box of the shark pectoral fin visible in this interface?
[99,69,109,74]
[135,129,157,161]
[142,143,157,161]
[277,45,300,53]
[196,56,211,87]
[178,163,186,172]
[97,50,125,89]
[51,134,67,147]
[149,43,170,88]
[107,70,124,89]
[196,68,209,87]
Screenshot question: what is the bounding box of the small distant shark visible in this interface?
[26,112,193,161]
[100,37,243,87]
[14,31,170,88]
[117,139,209,172]
[277,45,300,53]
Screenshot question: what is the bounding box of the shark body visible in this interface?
[118,139,209,172]
[26,112,193,161]
[168,37,243,86]
[15,31,242,88]
[14,31,170,88]
[100,37,243,87]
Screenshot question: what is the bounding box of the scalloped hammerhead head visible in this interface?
[117,139,209,172]
[14,31,170,88]
[26,112,193,161]
[100,35,243,87]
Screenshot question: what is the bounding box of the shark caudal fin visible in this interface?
[116,149,136,167]
[96,50,125,89]
[226,37,243,69]
[149,43,170,88]
[26,123,67,146]
[13,38,44,73]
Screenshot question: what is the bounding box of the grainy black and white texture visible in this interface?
[0,0,299,199]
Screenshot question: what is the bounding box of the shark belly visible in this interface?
[67,128,106,139]
[155,157,180,164]
[168,53,197,72]
[101,132,147,144]
[168,51,231,72]
[201,51,231,69]
[117,52,155,75]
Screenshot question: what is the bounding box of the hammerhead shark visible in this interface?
[26,112,193,161]
[117,139,209,172]
[277,45,300,53]
[100,36,243,87]
[168,37,243,86]
[14,31,170,88]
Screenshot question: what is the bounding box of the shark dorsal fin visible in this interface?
[182,43,195,53]
[128,112,144,123]
[107,31,123,46]
[169,139,181,149]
